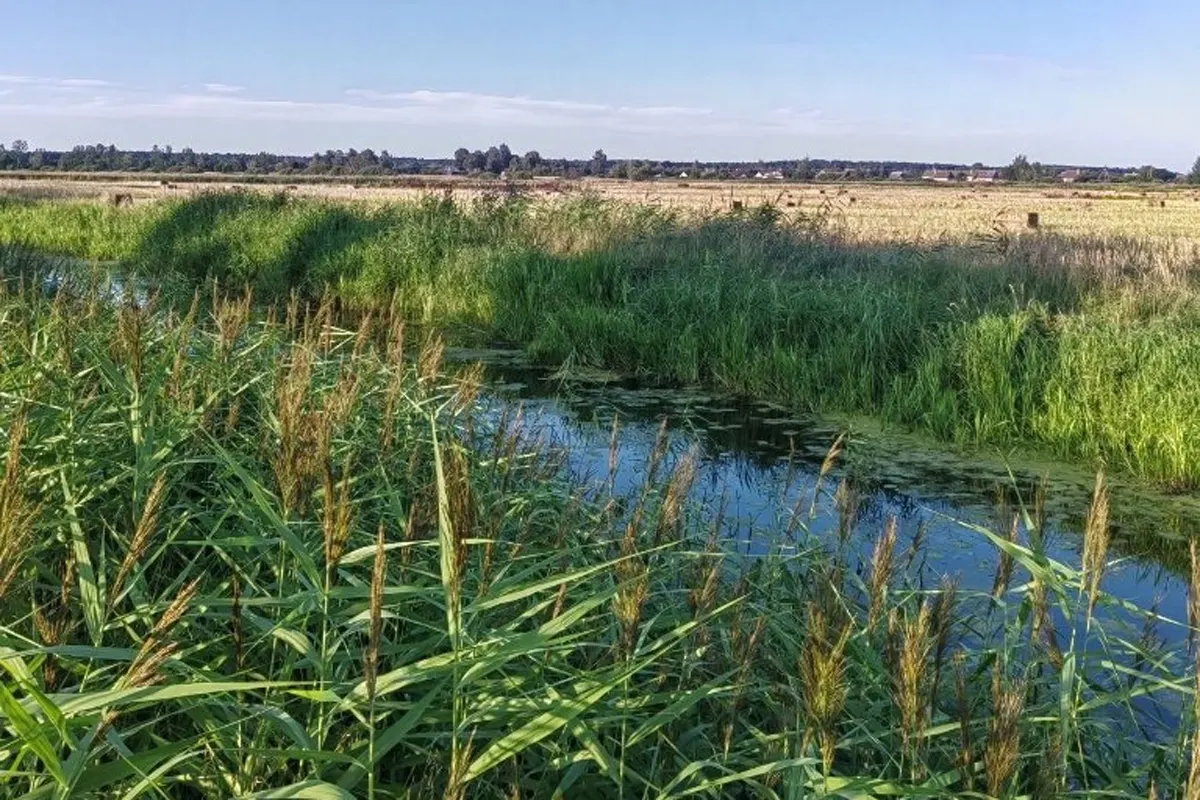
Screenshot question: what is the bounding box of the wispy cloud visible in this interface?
[0,74,115,88]
[0,77,837,138]
[973,53,1098,80]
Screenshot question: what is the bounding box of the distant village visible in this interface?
[735,166,1187,184]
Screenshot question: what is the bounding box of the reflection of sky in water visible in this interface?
[477,362,1194,649]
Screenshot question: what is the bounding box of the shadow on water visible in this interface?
[453,347,1197,645]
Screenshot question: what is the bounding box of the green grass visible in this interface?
[4,191,1200,488]
[0,253,1197,797]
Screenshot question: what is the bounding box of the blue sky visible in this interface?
[2,0,1197,167]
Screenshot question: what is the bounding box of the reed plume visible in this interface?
[1082,470,1111,618]
[0,412,35,600]
[109,471,168,610]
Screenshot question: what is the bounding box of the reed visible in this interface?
[0,266,1196,797]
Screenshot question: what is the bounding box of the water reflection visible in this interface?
[465,354,1196,647]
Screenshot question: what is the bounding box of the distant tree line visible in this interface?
[0,139,1191,184]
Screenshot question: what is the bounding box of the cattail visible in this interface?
[867,517,898,631]
[0,412,35,600]
[112,473,167,603]
[809,433,846,519]
[655,447,697,546]
[230,572,244,671]
[1082,471,1111,617]
[893,601,933,777]
[991,514,1019,600]
[984,670,1026,798]
[800,605,851,775]
[366,523,387,700]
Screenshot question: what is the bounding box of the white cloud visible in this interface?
[0,80,830,137]
[973,53,1097,80]
[0,74,114,88]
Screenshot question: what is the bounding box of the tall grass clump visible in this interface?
[1,260,1200,796]
[5,191,1200,487]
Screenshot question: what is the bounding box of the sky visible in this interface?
[2,0,1198,168]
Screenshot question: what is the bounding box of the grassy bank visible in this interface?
[3,192,1200,488]
[1,256,1198,797]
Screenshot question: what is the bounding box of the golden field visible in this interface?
[3,173,1199,246]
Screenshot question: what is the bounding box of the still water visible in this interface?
[462,349,1196,648]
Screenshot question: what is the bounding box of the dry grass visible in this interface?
[5,175,1200,248]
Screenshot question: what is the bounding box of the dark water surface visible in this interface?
[458,348,1198,648]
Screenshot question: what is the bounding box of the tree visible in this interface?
[1004,154,1035,182]
[1188,156,1200,185]
[484,146,504,174]
[10,140,28,154]
[590,149,608,176]
[453,148,470,170]
[523,150,542,172]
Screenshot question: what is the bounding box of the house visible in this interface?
[1058,168,1083,183]
[815,168,851,181]
[678,171,688,179]
[888,170,907,180]
[754,170,784,180]
[967,169,999,183]
[921,169,953,182]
